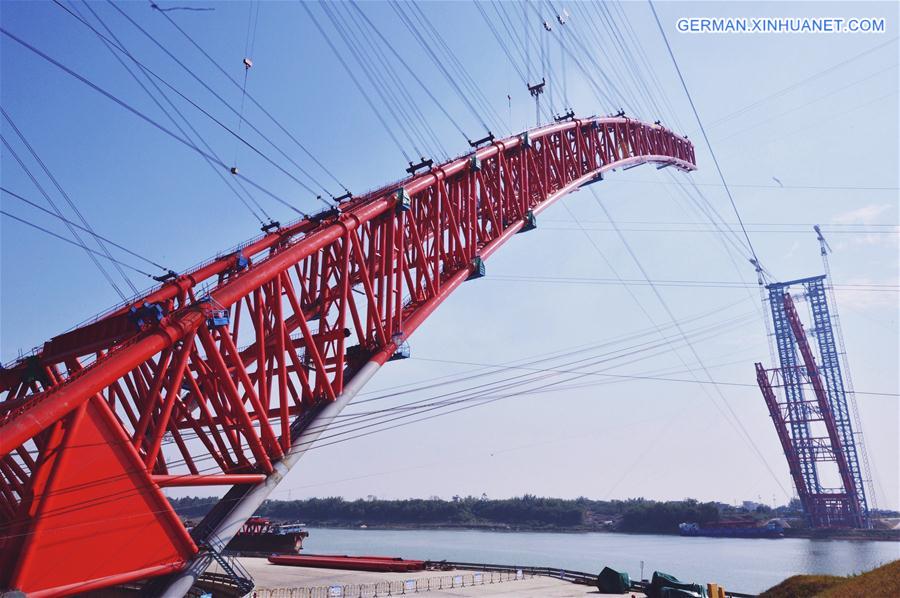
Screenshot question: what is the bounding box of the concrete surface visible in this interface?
[215,557,641,597]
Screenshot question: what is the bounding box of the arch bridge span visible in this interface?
[0,117,695,596]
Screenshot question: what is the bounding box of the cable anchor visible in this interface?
[405,157,433,175]
[527,78,546,97]
[527,79,546,127]
[152,270,178,283]
[260,220,281,233]
[468,132,495,148]
[310,206,341,224]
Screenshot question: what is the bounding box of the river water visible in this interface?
[300,527,898,594]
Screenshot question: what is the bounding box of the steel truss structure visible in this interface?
[755,277,869,528]
[0,117,695,596]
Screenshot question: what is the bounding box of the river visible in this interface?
[298,527,899,594]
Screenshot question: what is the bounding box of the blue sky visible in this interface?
[1,1,898,509]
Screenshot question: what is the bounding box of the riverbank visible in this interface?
[784,527,900,542]
[760,559,900,597]
[171,495,900,541]
[272,520,900,541]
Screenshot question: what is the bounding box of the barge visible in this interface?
[679,518,784,538]
[224,517,309,556]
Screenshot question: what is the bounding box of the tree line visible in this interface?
[169,494,735,533]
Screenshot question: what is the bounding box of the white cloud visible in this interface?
[828,204,898,250]
[831,204,894,225]
[833,276,900,311]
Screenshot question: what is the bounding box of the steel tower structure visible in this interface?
[755,275,870,528]
[0,117,695,596]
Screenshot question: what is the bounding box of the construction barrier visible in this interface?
[252,569,531,598]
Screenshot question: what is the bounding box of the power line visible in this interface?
[408,2,508,132]
[318,312,760,432]
[708,36,899,127]
[338,3,449,161]
[411,356,898,398]
[558,198,778,494]
[714,63,898,144]
[725,89,897,157]
[601,179,900,192]
[353,299,751,403]
[485,274,899,292]
[7,302,893,535]
[607,0,687,132]
[538,224,899,235]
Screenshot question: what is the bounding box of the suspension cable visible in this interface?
[0,133,129,300]
[0,26,306,216]
[587,187,786,493]
[348,1,470,145]
[648,0,764,272]
[73,0,269,224]
[150,0,352,195]
[299,0,412,162]
[319,0,429,159]
[1,209,156,279]
[1,187,171,272]
[389,0,493,136]
[233,0,261,169]
[94,0,330,202]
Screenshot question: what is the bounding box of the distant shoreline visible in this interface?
[298,522,900,541]
[170,495,900,543]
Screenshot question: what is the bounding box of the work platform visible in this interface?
[204,557,638,597]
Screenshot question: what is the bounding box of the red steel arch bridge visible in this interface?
[0,117,695,596]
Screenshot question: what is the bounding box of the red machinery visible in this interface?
[0,118,694,596]
[268,554,425,573]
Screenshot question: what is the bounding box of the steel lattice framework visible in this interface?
[755,279,868,528]
[0,117,695,596]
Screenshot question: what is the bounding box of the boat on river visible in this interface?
[679,518,784,538]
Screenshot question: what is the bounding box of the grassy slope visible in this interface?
[760,560,900,598]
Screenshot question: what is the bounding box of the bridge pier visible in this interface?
[159,359,384,597]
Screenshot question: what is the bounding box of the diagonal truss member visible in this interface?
[0,117,695,596]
